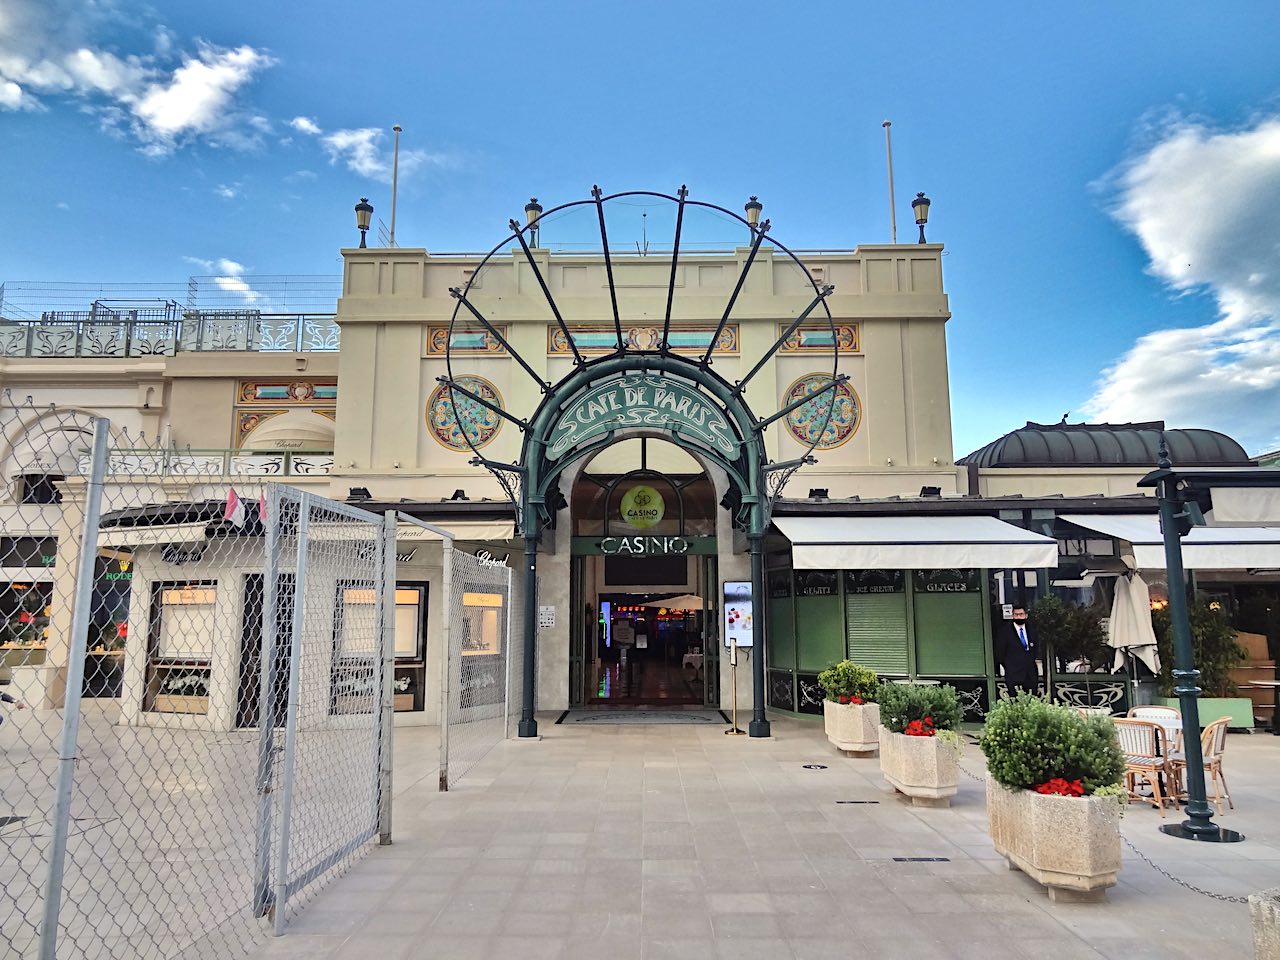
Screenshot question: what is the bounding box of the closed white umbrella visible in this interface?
[642,594,704,611]
[1109,573,1160,674]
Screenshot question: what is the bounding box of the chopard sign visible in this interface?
[476,550,509,567]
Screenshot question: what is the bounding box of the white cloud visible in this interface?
[182,255,214,272]
[214,183,239,199]
[321,126,444,184]
[214,275,260,303]
[0,78,25,108]
[0,1,275,154]
[132,44,272,141]
[290,115,320,135]
[1084,116,1280,454]
[216,258,246,276]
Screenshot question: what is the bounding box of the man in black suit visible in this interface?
[995,604,1039,695]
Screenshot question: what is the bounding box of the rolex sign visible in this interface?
[620,485,665,529]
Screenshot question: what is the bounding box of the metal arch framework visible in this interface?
[441,187,844,739]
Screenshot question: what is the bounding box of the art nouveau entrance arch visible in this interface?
[443,187,843,737]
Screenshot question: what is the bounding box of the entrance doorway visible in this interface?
[567,438,720,708]
[585,586,712,705]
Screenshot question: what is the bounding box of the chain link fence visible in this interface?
[438,545,519,789]
[0,397,393,958]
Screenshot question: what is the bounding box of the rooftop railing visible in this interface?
[0,310,339,357]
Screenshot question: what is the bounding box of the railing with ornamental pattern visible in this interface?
[75,449,334,477]
[0,311,340,357]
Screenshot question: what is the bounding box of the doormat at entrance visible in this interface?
[565,709,728,725]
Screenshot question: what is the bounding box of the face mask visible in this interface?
[1013,616,1028,623]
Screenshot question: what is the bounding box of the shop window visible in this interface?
[332,583,379,715]
[145,581,216,714]
[394,583,427,712]
[460,590,506,707]
[18,474,62,505]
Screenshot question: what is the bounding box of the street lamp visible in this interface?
[524,197,543,248]
[354,197,373,249]
[1136,447,1280,842]
[912,192,931,243]
[744,195,763,231]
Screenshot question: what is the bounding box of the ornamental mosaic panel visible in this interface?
[237,381,338,404]
[778,322,859,353]
[548,323,739,356]
[426,323,508,356]
[426,375,504,451]
[782,373,861,449]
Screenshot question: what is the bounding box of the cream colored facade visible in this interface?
[330,242,955,715]
[0,236,960,720]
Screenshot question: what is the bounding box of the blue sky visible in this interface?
[3,0,1279,456]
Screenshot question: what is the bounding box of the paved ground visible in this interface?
[253,714,1279,960]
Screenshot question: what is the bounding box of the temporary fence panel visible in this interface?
[0,394,393,960]
[439,547,515,789]
[263,488,392,932]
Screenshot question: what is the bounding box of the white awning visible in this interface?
[773,515,1059,570]
[1061,514,1280,570]
[98,522,209,548]
[396,521,515,542]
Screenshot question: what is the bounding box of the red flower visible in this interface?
[849,696,863,705]
[1033,778,1085,796]
[18,612,33,624]
[837,694,850,704]
[116,622,128,639]
[903,719,936,737]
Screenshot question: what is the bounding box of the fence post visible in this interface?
[272,491,311,935]
[253,484,284,917]
[377,511,396,844]
[38,417,110,960]
[437,536,454,791]
[504,564,514,736]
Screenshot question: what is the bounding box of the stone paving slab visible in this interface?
[249,714,1279,959]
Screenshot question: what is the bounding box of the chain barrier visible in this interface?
[1119,835,1249,904]
[956,740,1249,906]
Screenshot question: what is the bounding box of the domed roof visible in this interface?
[958,420,1253,468]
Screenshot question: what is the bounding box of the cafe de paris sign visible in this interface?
[547,373,739,461]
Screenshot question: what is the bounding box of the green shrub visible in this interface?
[979,693,1124,794]
[1151,598,1245,697]
[877,682,962,733]
[1029,594,1109,669]
[816,661,879,703]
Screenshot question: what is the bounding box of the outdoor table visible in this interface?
[1247,680,1280,735]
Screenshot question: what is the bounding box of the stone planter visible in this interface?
[1252,887,1280,960]
[823,700,880,756]
[986,780,1121,902]
[878,727,958,807]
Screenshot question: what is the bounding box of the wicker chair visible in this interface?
[1168,717,1234,815]
[1113,718,1172,815]
[1127,706,1182,752]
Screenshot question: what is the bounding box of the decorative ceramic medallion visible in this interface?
[782,374,861,449]
[426,376,503,451]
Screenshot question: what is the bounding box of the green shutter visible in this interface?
[913,594,986,675]
[795,594,844,672]
[845,593,909,675]
[767,589,795,669]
